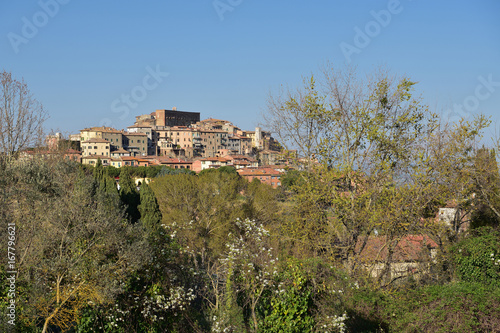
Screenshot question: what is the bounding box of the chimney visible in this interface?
[172,106,177,111]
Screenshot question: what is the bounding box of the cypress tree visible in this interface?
[119,167,140,222]
[93,158,104,182]
[103,168,120,202]
[138,181,162,231]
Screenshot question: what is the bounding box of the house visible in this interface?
[110,148,131,159]
[259,150,284,165]
[80,126,123,150]
[120,156,140,167]
[82,154,110,166]
[63,149,82,163]
[197,157,229,171]
[237,167,283,188]
[127,124,156,155]
[81,138,110,157]
[151,157,193,170]
[224,155,258,169]
[122,132,148,156]
[110,158,124,168]
[354,235,439,281]
[436,200,471,233]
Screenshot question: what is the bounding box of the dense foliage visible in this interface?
[2,67,500,332]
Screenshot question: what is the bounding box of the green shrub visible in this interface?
[451,227,500,285]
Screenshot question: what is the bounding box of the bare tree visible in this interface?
[0,70,48,156]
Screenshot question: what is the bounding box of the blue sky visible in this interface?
[1,0,499,140]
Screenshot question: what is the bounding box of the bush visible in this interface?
[451,227,500,285]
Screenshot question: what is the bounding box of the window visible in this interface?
[88,146,92,149]
[94,146,97,149]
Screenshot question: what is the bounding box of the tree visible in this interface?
[265,76,326,169]
[212,219,279,332]
[138,181,162,232]
[265,65,440,284]
[151,171,247,267]
[0,156,145,332]
[0,71,48,156]
[119,167,140,222]
[420,116,496,235]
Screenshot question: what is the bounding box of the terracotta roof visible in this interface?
[159,158,192,164]
[201,157,227,162]
[199,118,230,123]
[82,154,110,160]
[81,126,121,133]
[355,235,438,262]
[111,148,130,154]
[64,149,81,154]
[237,168,282,176]
[224,154,248,160]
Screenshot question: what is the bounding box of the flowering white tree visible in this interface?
[213,218,279,333]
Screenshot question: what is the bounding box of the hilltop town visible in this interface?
[41,108,289,188]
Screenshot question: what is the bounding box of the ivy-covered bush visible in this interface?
[451,227,500,285]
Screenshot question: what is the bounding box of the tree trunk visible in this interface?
[251,301,258,333]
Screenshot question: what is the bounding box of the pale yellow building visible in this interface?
[82,155,110,166]
[81,138,111,157]
[80,126,123,150]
